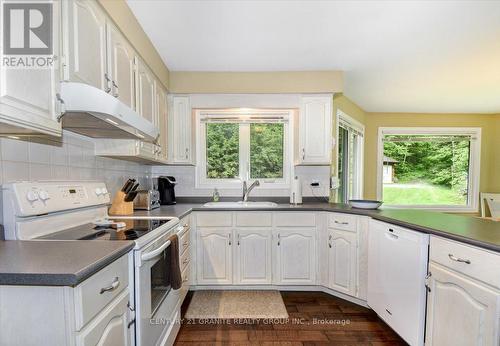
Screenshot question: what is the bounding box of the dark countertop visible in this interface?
[0,240,134,286]
[135,202,500,252]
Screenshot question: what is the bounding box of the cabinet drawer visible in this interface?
[180,247,190,272]
[430,236,500,289]
[179,229,190,255]
[328,213,357,231]
[74,254,129,330]
[236,212,272,227]
[196,212,232,227]
[274,212,316,227]
[75,289,130,346]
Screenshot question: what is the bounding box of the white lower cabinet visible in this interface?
[328,228,357,296]
[234,229,273,285]
[196,228,233,285]
[76,289,130,346]
[274,229,316,285]
[425,263,500,346]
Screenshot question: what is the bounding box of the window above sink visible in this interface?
[195,109,294,189]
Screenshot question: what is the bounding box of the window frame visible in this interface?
[336,109,365,202]
[195,109,294,190]
[376,127,482,212]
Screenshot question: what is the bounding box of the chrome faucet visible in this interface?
[242,180,260,202]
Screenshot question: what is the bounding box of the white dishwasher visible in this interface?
[368,219,429,346]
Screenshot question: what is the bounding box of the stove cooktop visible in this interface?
[38,218,171,241]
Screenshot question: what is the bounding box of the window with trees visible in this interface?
[196,109,292,188]
[337,111,364,203]
[378,127,481,212]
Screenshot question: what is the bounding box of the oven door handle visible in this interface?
[141,240,171,262]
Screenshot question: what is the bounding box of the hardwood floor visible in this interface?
[174,291,408,345]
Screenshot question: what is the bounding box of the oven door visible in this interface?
[135,232,179,346]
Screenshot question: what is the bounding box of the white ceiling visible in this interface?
[127,0,500,113]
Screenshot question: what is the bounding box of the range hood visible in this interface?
[59,82,159,141]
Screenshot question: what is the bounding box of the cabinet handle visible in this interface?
[385,308,392,316]
[328,234,332,248]
[100,277,120,294]
[237,233,240,246]
[228,233,232,246]
[183,258,189,265]
[112,80,119,98]
[185,148,189,159]
[55,93,66,121]
[104,73,112,93]
[425,272,432,292]
[302,148,305,160]
[183,241,189,247]
[334,220,349,225]
[277,233,281,246]
[448,253,471,264]
[127,319,135,329]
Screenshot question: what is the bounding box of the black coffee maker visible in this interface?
[157,176,177,205]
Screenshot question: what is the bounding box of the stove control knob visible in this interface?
[38,190,50,201]
[26,190,39,202]
[95,188,102,196]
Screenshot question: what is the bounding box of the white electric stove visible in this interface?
[2,181,181,346]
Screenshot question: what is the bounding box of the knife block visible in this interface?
[108,191,134,216]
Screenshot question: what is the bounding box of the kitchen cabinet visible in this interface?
[425,263,500,346]
[135,58,157,125]
[196,228,233,285]
[107,23,136,109]
[367,220,429,346]
[0,1,61,137]
[274,229,316,285]
[297,95,332,165]
[234,229,273,285]
[63,0,107,90]
[76,289,130,346]
[168,95,194,164]
[155,80,168,161]
[0,254,132,346]
[328,228,357,296]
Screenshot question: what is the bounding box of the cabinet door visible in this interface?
[65,0,107,90]
[274,229,316,285]
[76,289,131,346]
[196,229,232,285]
[426,263,500,346]
[155,83,168,161]
[298,96,332,164]
[328,228,357,296]
[168,95,192,164]
[0,1,61,137]
[135,58,156,124]
[235,229,272,285]
[107,23,136,109]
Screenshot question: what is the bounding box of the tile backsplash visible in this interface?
[151,165,331,199]
[0,131,152,196]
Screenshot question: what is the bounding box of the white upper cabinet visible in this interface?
[196,228,233,285]
[425,263,500,346]
[135,58,156,125]
[0,1,61,137]
[328,228,357,296]
[298,95,333,165]
[234,229,273,285]
[274,229,316,285]
[64,0,107,90]
[106,23,136,109]
[168,95,193,164]
[155,81,168,161]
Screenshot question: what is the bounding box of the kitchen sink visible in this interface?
[203,201,278,208]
